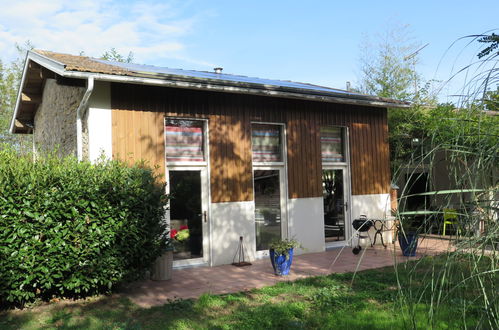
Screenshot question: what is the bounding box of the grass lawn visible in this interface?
[0,255,495,329]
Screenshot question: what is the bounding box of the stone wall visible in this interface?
[34,79,85,157]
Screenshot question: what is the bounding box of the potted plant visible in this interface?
[397,216,420,257]
[171,225,190,258]
[268,238,301,276]
[152,231,174,281]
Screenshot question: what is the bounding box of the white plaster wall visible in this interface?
[351,193,390,219]
[210,201,256,266]
[351,193,394,246]
[87,81,112,162]
[288,197,325,254]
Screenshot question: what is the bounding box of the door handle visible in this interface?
[344,202,348,212]
[198,211,208,223]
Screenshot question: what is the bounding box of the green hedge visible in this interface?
[0,147,168,308]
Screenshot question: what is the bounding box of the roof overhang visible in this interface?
[10,50,410,134]
[9,52,60,133]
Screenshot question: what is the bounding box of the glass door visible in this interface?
[254,169,283,251]
[251,122,287,256]
[168,168,209,266]
[323,168,349,246]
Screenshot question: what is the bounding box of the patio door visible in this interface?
[164,117,210,267]
[254,168,287,254]
[168,168,210,267]
[323,167,351,247]
[251,122,287,257]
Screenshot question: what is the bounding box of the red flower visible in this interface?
[179,225,188,231]
[170,229,178,238]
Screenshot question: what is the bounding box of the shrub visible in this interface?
[0,147,168,308]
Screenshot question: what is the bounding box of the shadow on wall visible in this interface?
[110,83,392,216]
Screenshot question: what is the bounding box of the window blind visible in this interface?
[321,127,344,163]
[165,119,204,162]
[252,124,282,162]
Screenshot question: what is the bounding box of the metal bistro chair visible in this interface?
[442,208,459,236]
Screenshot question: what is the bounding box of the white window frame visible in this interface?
[321,126,352,249]
[250,121,286,167]
[164,117,212,268]
[320,126,348,167]
[251,122,289,258]
[164,117,209,167]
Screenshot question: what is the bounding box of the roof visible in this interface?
[10,49,410,133]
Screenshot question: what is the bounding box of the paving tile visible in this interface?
[124,237,452,308]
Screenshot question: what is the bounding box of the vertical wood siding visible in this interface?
[111,83,390,202]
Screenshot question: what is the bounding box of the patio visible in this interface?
[122,237,452,308]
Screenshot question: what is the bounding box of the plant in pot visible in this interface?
[171,225,190,258]
[268,238,301,276]
[397,216,420,257]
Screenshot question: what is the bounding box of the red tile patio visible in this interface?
[122,237,453,308]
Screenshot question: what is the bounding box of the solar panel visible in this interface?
[93,59,354,95]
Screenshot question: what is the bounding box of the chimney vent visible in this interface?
[214,67,223,74]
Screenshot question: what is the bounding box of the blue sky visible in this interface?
[0,0,497,102]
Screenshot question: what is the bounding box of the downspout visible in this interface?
[76,76,94,161]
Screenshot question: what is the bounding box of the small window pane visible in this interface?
[321,127,344,163]
[165,119,204,162]
[252,124,282,162]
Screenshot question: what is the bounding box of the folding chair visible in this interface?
[443,208,459,236]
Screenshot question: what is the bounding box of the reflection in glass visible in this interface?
[254,170,281,250]
[169,171,203,260]
[323,169,345,242]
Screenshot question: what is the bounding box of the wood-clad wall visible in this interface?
[111,83,390,203]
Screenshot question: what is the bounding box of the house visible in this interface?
[10,50,409,267]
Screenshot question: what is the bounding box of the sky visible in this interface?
[0,0,497,103]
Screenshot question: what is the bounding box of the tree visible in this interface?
[357,25,422,102]
[101,48,134,63]
[483,86,499,111]
[357,25,437,172]
[0,42,33,152]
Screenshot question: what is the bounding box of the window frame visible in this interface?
[250,122,286,166]
[320,125,348,166]
[164,117,209,167]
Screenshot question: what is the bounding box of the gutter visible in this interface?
[76,76,94,161]
[24,51,410,109]
[62,70,410,109]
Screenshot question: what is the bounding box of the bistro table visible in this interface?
[370,217,396,248]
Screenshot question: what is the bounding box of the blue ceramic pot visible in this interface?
[398,232,418,257]
[269,248,294,275]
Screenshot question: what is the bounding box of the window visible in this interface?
[251,124,283,163]
[320,127,345,163]
[251,123,286,252]
[165,119,205,162]
[254,170,282,250]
